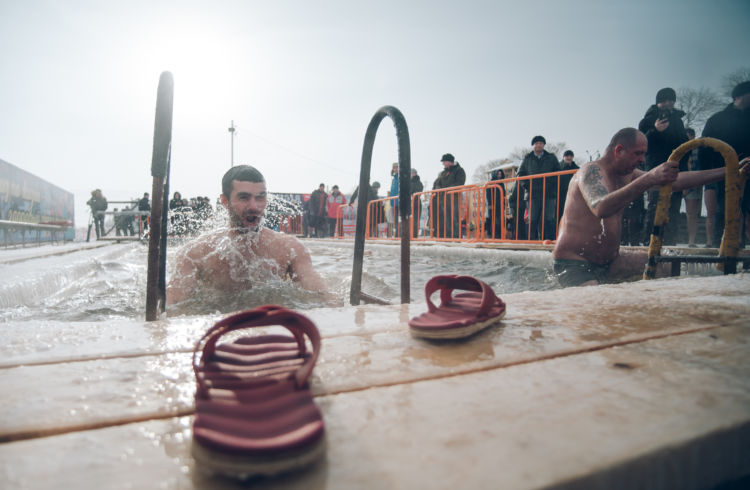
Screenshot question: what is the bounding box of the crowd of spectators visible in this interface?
[168,192,215,236]
[116,81,749,246]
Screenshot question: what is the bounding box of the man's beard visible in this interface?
[228,207,263,233]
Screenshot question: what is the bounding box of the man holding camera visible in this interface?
[638,87,688,245]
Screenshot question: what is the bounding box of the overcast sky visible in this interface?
[1,0,748,227]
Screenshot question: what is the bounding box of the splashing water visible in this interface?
[165,194,323,315]
[2,188,725,322]
[264,194,303,231]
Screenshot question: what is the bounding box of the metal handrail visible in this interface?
[644,137,746,279]
[350,106,411,306]
[146,71,174,321]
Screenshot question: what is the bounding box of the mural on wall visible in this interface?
[0,158,75,243]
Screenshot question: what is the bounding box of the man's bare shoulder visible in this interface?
[176,230,226,258]
[259,228,307,256]
[576,160,606,187]
[260,227,300,245]
[577,160,601,175]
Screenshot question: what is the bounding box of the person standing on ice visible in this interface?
[410,168,424,237]
[388,162,400,237]
[87,188,108,239]
[326,185,347,237]
[699,80,750,248]
[516,135,560,241]
[639,87,688,246]
[431,153,465,238]
[558,150,579,219]
[137,192,151,231]
[308,183,328,238]
[166,165,328,307]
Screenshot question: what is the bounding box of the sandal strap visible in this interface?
[193,305,321,390]
[424,275,498,319]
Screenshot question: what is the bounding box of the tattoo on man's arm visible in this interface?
[582,165,609,208]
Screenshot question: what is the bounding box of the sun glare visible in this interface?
[132,16,259,114]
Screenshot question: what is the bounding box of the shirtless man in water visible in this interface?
[166,165,327,305]
[553,127,748,287]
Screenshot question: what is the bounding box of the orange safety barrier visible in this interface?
[365,196,397,239]
[413,184,482,242]
[333,205,357,238]
[504,168,578,243]
[284,168,580,245]
[278,214,304,235]
[480,182,507,241]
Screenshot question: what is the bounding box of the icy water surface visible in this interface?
[0,237,723,322]
[0,239,561,321]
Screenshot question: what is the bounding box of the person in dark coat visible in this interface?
[410,168,424,237]
[507,168,526,240]
[638,87,688,245]
[169,191,183,211]
[350,181,383,237]
[699,81,750,247]
[431,153,466,238]
[485,168,506,238]
[308,183,328,237]
[350,181,380,204]
[558,150,579,219]
[137,192,151,231]
[87,189,108,239]
[516,136,561,240]
[301,198,311,238]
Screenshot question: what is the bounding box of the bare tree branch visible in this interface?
[720,67,750,98]
[472,158,511,183]
[677,87,724,133]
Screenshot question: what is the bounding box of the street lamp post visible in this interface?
[228,120,236,167]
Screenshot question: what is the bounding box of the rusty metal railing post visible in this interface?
[350,106,411,305]
[146,71,174,321]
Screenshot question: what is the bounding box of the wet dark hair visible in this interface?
[605,128,641,155]
[686,127,695,138]
[222,165,265,198]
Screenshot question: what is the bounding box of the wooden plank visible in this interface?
[2,275,748,441]
[1,327,748,489]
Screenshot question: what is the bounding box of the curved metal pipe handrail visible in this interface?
[643,137,743,279]
[350,106,411,305]
[146,71,174,321]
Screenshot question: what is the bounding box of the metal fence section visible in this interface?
[284,168,581,246]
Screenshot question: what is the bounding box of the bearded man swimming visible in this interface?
[166,165,327,306]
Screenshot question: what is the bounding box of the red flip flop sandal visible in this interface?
[192,305,326,479]
[408,275,506,339]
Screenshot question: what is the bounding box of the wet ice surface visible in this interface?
[0,244,146,321]
[321,241,562,300]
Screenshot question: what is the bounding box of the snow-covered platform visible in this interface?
[1,271,749,489]
[0,241,112,265]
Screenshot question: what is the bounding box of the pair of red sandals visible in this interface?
[192,275,506,479]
